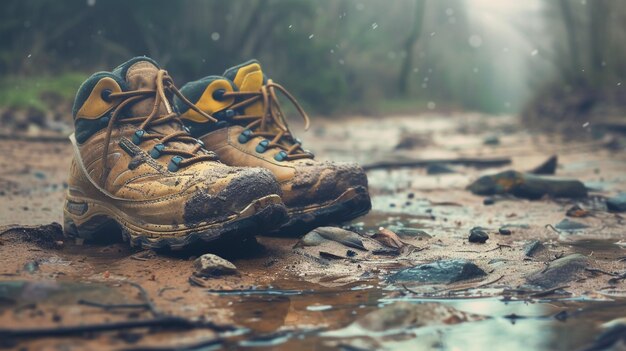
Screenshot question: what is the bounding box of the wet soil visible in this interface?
[1,113,625,350]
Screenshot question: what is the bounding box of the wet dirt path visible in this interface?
[1,114,625,350]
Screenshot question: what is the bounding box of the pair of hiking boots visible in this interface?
[63,57,371,250]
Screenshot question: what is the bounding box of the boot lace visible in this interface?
[100,69,219,184]
[218,79,313,161]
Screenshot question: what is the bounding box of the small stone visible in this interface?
[607,193,626,212]
[468,227,489,243]
[523,240,545,257]
[193,254,237,277]
[388,259,487,284]
[498,228,512,235]
[346,250,357,257]
[526,254,588,288]
[483,197,495,205]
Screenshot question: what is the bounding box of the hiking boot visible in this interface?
[175,60,371,234]
[64,57,288,250]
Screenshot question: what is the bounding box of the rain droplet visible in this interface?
[430,32,436,37]
[330,49,334,54]
[582,122,590,128]
[468,35,482,48]
[371,22,378,30]
[86,0,96,6]
[427,101,436,110]
[531,49,538,56]
[308,34,314,39]
[338,59,345,65]
[211,32,220,41]
[27,54,32,58]
[617,82,622,86]
[288,24,293,29]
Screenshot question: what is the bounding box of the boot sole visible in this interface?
[63,194,288,251]
[269,186,371,236]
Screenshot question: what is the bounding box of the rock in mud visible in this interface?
[526,254,588,288]
[296,231,326,247]
[529,155,558,175]
[355,302,485,332]
[310,227,366,251]
[523,240,546,257]
[607,193,626,212]
[426,163,455,175]
[555,218,589,231]
[193,254,237,277]
[388,259,487,284]
[468,227,489,243]
[498,227,512,235]
[467,170,588,199]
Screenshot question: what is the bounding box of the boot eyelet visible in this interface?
[101,89,112,102]
[168,156,184,172]
[132,130,145,145]
[238,129,253,144]
[150,143,165,159]
[224,109,235,118]
[212,89,226,101]
[256,140,269,153]
[274,151,288,162]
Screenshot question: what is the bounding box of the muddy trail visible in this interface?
[1,114,625,350]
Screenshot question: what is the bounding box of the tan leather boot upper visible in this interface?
[176,60,370,229]
[65,57,285,249]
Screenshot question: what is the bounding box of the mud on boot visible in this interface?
[175,60,371,235]
[64,57,288,250]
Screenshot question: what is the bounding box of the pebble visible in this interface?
[526,254,588,288]
[388,259,487,284]
[193,254,237,277]
[498,228,512,235]
[468,227,489,243]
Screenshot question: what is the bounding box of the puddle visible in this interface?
[211,282,626,350]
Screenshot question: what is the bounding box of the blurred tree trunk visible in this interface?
[398,0,425,96]
[588,0,608,85]
[557,0,580,84]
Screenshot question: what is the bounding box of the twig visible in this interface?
[362,156,511,171]
[0,316,234,340]
[402,275,505,296]
[78,300,151,311]
[585,268,618,277]
[608,272,626,285]
[486,244,512,252]
[545,224,561,234]
[121,337,223,351]
[130,255,149,262]
[529,285,570,298]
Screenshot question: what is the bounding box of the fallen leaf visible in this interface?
[372,227,405,249]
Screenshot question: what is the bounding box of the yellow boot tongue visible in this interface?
[228,62,264,117]
[226,61,292,141]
